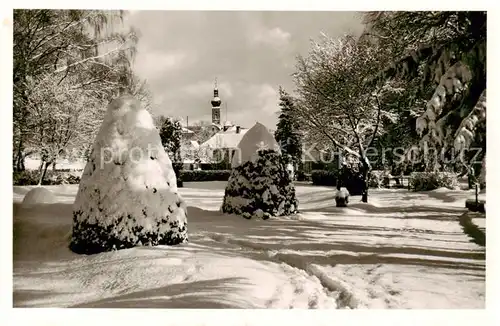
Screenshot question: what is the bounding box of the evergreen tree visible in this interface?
[274,87,303,173]
[364,11,486,177]
[160,118,183,187]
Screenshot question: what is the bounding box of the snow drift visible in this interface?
[21,187,57,208]
[70,95,188,254]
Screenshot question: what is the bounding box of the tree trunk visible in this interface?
[15,139,26,172]
[361,172,369,203]
[361,156,371,203]
[38,161,50,186]
[38,161,46,186]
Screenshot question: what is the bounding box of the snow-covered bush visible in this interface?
[368,170,391,188]
[70,96,188,254]
[335,187,349,207]
[221,150,298,219]
[409,172,459,191]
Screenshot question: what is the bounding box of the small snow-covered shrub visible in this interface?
[311,170,337,186]
[335,187,349,207]
[222,150,298,219]
[368,170,391,188]
[409,172,459,191]
[180,170,231,182]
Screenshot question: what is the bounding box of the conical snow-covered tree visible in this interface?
[70,96,188,254]
[223,122,298,219]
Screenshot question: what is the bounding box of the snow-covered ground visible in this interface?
[12,183,485,308]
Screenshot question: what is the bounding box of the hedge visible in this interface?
[180,170,231,182]
[13,170,82,186]
[311,170,337,186]
[13,169,233,185]
[408,172,459,191]
[311,169,366,196]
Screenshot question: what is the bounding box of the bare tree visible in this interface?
[292,34,400,202]
[13,9,140,173]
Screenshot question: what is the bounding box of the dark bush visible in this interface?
[311,170,337,186]
[180,170,231,182]
[465,199,486,213]
[340,168,365,196]
[13,170,39,185]
[296,170,311,182]
[312,168,365,195]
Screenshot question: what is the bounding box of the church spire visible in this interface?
[211,77,221,125]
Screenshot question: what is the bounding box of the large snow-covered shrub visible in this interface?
[21,187,57,208]
[409,172,459,191]
[222,149,299,219]
[70,95,188,255]
[223,122,297,219]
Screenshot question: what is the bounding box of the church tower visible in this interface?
[211,78,221,125]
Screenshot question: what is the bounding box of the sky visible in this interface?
[124,11,365,129]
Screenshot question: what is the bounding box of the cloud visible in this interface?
[125,11,364,130]
[225,83,279,127]
[182,80,234,98]
[133,50,195,81]
[251,27,291,47]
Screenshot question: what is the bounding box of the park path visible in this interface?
[181,183,485,308]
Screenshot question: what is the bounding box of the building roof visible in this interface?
[223,125,247,133]
[181,127,194,134]
[201,129,249,148]
[190,140,200,148]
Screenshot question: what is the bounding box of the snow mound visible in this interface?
[222,150,298,219]
[231,122,279,168]
[21,187,57,208]
[70,95,188,254]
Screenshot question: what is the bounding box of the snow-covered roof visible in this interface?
[181,127,194,134]
[223,125,247,133]
[190,140,199,148]
[201,129,249,148]
[231,122,279,168]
